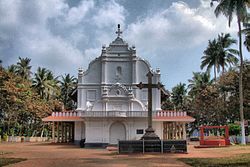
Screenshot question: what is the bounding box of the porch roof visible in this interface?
[153,115,195,122]
[42,110,195,122]
[42,116,82,122]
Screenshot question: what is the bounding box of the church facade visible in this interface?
[43,26,195,146]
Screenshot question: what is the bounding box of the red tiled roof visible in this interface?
[153,116,195,122]
[42,116,82,122]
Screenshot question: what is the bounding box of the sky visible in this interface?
[0,0,249,89]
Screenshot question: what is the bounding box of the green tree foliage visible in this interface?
[229,124,241,136]
[60,74,77,110]
[171,83,187,110]
[0,58,74,137]
[16,57,32,80]
[188,72,213,98]
[0,68,52,136]
[201,33,238,80]
[187,61,250,133]
[33,67,60,101]
[212,0,249,144]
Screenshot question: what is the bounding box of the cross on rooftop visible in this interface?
[116,24,122,37]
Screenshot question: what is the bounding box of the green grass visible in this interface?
[178,153,250,167]
[0,158,26,167]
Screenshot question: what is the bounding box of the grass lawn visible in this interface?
[178,153,250,167]
[0,158,26,167]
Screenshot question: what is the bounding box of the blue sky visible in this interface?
[0,0,249,89]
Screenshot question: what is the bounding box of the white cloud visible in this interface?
[0,0,84,74]
[125,0,237,56]
[0,0,126,75]
[93,0,126,28]
[84,47,100,60]
[64,0,94,26]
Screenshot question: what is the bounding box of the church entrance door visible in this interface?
[109,122,126,144]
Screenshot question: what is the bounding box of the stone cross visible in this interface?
[116,24,122,37]
[137,70,163,140]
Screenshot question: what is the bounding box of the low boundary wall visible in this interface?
[118,140,187,154]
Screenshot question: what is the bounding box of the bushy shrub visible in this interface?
[229,124,241,136]
[3,133,8,141]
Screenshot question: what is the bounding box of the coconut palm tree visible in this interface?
[33,67,59,100]
[45,71,60,101]
[7,65,17,74]
[201,39,220,80]
[243,32,250,51]
[211,0,248,144]
[201,33,238,80]
[16,57,32,80]
[60,74,77,109]
[171,83,187,110]
[217,33,239,72]
[242,16,250,52]
[188,72,213,97]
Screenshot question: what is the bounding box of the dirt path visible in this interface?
[0,142,188,167]
[1,142,250,167]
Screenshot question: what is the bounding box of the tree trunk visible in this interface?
[237,17,246,145]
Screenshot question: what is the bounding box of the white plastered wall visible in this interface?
[153,121,163,139]
[74,121,85,141]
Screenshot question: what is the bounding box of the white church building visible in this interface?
[43,25,195,147]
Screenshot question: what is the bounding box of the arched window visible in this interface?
[116,66,122,76]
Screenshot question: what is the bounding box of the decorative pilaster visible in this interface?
[77,68,84,110]
[101,46,107,84]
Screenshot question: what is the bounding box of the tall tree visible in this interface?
[7,65,17,74]
[188,72,213,97]
[16,57,32,80]
[188,72,220,130]
[60,74,77,110]
[212,0,248,144]
[33,67,59,100]
[201,33,238,80]
[242,16,250,52]
[243,31,250,51]
[201,39,220,80]
[217,33,239,72]
[171,83,187,110]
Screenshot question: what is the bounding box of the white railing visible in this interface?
[156,111,187,117]
[51,111,187,118]
[79,111,147,117]
[52,111,78,117]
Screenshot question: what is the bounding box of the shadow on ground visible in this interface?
[81,156,185,167]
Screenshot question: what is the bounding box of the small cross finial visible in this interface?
[116,24,122,37]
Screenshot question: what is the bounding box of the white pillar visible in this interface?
[166,123,169,140]
[52,122,55,143]
[57,122,59,143]
[182,123,186,140]
[178,123,182,140]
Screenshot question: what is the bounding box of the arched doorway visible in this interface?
[109,122,126,144]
